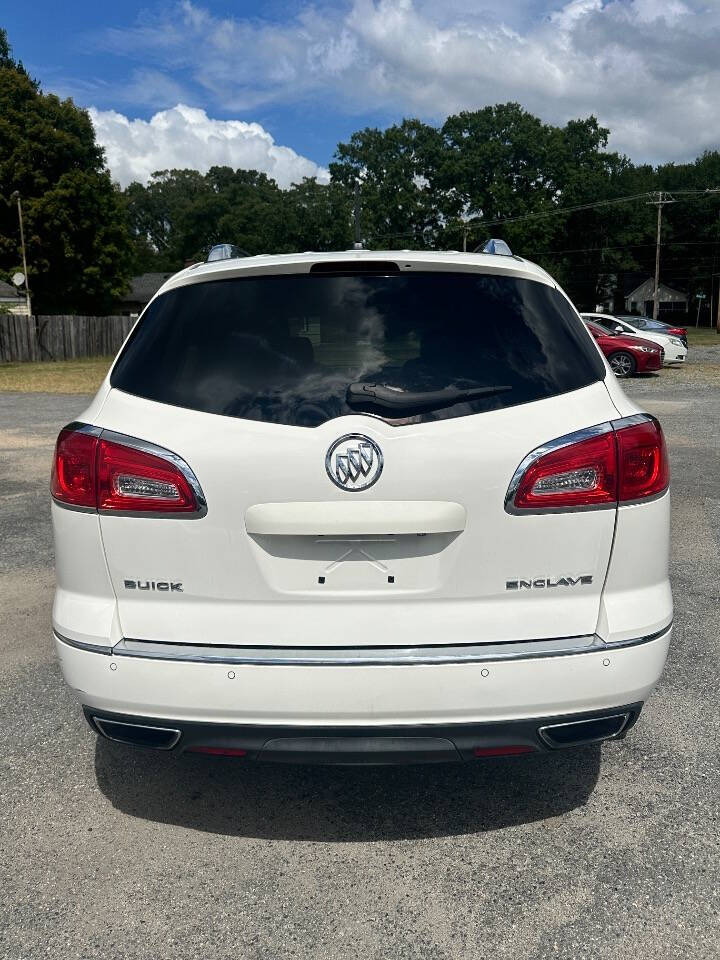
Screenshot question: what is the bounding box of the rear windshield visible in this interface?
[111,272,605,427]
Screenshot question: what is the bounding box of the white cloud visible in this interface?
[95,0,720,163]
[89,104,330,187]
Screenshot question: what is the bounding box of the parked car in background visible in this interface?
[581,313,687,365]
[51,247,672,764]
[583,320,663,378]
[616,315,688,349]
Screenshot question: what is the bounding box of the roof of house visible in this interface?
[625,276,687,300]
[120,273,175,304]
[0,280,22,299]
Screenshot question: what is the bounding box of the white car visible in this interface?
[581,312,687,365]
[51,247,672,763]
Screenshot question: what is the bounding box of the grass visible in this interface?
[686,326,720,346]
[0,356,113,393]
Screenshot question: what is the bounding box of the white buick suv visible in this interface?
[51,248,672,763]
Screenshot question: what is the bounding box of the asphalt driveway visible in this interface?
[1,356,718,959]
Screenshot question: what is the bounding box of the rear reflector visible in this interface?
[473,745,537,757]
[187,746,248,756]
[52,424,203,515]
[507,416,668,513]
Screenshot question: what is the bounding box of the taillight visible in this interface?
[616,418,669,502]
[96,438,198,512]
[51,424,205,516]
[510,431,617,512]
[51,427,99,508]
[506,416,668,513]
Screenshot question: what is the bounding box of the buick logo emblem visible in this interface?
[325,434,383,491]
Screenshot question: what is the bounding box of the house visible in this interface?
[624,278,688,316]
[0,280,29,315]
[116,273,173,316]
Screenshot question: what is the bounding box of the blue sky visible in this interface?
[5,0,401,170]
[4,1,719,187]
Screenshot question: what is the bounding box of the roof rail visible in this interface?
[474,238,513,256]
[206,243,250,263]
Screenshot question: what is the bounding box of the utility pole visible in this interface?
[462,226,468,253]
[10,191,32,318]
[652,196,662,321]
[647,191,677,321]
[353,180,362,250]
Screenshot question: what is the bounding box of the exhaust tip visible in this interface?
[93,717,181,750]
[538,712,631,749]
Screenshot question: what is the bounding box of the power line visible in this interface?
[530,239,720,257]
[365,187,720,244]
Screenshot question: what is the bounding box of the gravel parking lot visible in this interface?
[1,353,719,960]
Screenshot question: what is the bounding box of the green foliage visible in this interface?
[0,29,132,313]
[330,119,441,247]
[125,168,355,273]
[329,105,720,311]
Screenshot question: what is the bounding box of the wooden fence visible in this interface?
[0,314,135,363]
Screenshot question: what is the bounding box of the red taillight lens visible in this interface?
[51,428,98,508]
[96,438,198,513]
[187,746,247,757]
[616,418,669,502]
[509,417,669,512]
[512,432,618,511]
[473,745,537,757]
[52,425,202,514]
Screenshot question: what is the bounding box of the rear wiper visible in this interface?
[346,382,512,414]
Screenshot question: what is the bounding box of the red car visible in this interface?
[584,320,663,378]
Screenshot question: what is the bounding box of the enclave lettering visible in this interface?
[506,576,593,590]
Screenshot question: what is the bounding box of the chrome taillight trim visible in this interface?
[504,413,657,516]
[504,420,614,515]
[99,428,208,519]
[51,422,208,519]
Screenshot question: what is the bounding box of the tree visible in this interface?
[125,168,354,271]
[282,178,353,252]
[0,29,132,313]
[330,120,442,247]
[116,97,720,323]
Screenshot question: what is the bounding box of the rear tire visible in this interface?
[609,351,636,378]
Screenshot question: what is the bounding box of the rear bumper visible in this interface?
[56,625,671,733]
[84,704,643,763]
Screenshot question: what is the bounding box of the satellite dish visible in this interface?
[12,272,25,287]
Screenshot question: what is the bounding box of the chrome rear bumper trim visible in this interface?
[103,624,672,666]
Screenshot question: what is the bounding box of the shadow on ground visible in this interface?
[94,739,601,841]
